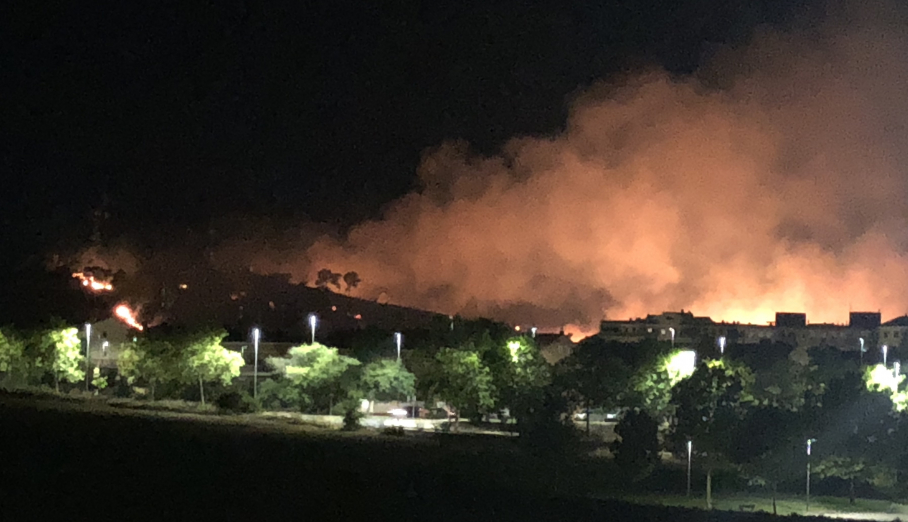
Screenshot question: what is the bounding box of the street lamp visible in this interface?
[686,439,693,497]
[252,328,260,399]
[717,336,726,356]
[84,323,92,391]
[669,327,676,348]
[806,438,817,513]
[531,327,537,338]
[394,332,402,362]
[308,314,318,344]
[860,337,866,366]
[883,344,889,367]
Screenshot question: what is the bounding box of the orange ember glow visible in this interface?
[114,304,143,331]
[72,272,113,292]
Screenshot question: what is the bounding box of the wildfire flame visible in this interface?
[72,272,113,292]
[114,304,144,331]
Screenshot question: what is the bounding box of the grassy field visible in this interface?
[619,493,908,518]
[0,392,901,521]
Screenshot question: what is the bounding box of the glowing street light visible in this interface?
[806,438,817,513]
[84,323,92,391]
[308,314,318,345]
[252,328,261,398]
[883,345,889,367]
[717,336,726,356]
[860,337,866,366]
[394,332,402,362]
[531,327,537,338]
[686,439,693,497]
[669,327,676,348]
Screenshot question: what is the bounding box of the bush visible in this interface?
[612,409,661,482]
[382,426,405,436]
[341,403,364,431]
[216,391,260,414]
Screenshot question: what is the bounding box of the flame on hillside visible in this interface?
[72,272,113,292]
[114,304,143,331]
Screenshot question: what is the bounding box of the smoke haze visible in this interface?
[257,7,908,335]
[71,3,908,337]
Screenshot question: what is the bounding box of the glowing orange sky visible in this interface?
[257,16,908,332]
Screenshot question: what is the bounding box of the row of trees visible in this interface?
[11,315,908,509]
[0,324,244,404]
[559,335,908,510]
[0,325,90,390]
[116,328,244,403]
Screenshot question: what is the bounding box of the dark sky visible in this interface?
[1,0,821,268]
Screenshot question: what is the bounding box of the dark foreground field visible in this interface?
[0,396,834,522]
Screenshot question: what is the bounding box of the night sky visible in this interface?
[1,0,822,318]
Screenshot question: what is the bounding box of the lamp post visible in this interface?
[718,336,726,356]
[84,323,92,391]
[806,438,817,513]
[883,344,889,367]
[669,327,676,348]
[531,327,537,338]
[309,314,318,345]
[686,439,693,497]
[394,332,402,362]
[860,337,866,366]
[253,328,260,399]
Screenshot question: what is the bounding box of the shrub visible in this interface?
[382,426,406,436]
[341,403,364,431]
[216,391,260,414]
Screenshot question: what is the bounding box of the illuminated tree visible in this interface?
[178,330,243,405]
[671,359,754,509]
[38,327,85,391]
[0,329,28,385]
[360,359,415,402]
[496,337,550,424]
[630,348,697,419]
[435,347,495,427]
[865,363,908,410]
[90,367,108,391]
[266,343,360,413]
[117,339,179,400]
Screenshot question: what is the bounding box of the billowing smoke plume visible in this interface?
[64,4,908,337]
[262,7,908,334]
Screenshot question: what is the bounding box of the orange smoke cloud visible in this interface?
[256,14,908,331]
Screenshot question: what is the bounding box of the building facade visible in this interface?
[599,310,889,356]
